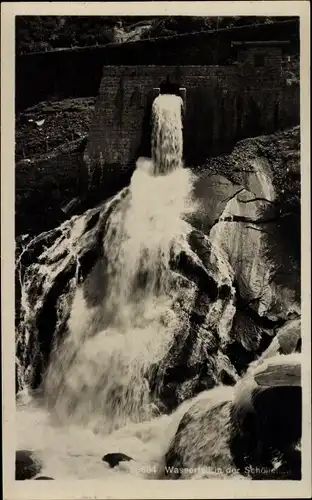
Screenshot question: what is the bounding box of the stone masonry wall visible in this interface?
[86,51,298,170]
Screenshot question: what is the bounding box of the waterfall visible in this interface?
[43,166,196,432]
[17,94,197,435]
[15,93,300,481]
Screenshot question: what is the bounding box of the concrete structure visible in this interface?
[85,40,299,170]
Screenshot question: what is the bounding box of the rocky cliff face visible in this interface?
[191,126,300,375]
[192,125,300,304]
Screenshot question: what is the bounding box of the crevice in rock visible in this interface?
[236,196,275,205]
[220,187,245,204]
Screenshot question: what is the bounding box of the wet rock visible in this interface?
[209,183,300,331]
[149,231,237,410]
[165,354,301,480]
[187,229,235,295]
[15,450,42,480]
[253,353,301,388]
[102,452,133,468]
[191,174,244,233]
[224,309,274,376]
[210,188,276,304]
[204,128,300,323]
[252,318,301,367]
[164,387,235,479]
[170,246,218,301]
[275,318,301,354]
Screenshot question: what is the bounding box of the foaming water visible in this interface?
[16,385,236,480]
[16,354,301,479]
[43,156,197,431]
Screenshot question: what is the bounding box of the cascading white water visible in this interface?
[151,94,184,175]
[39,94,197,433]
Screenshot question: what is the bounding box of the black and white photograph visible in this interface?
[1,1,311,499]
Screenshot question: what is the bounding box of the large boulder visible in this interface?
[164,354,302,480]
[164,387,236,479]
[194,126,300,323]
[16,450,42,480]
[229,354,301,479]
